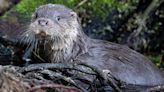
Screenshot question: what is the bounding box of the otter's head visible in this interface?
[22,4,81,50]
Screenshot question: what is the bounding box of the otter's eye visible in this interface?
[56,16,61,21]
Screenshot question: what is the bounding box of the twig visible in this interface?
[127,0,164,43]
[39,70,88,92]
[146,85,164,92]
[78,63,122,92]
[75,0,88,9]
[27,84,83,92]
[17,63,122,91]
[18,63,96,75]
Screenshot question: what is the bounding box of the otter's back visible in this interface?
[76,39,164,85]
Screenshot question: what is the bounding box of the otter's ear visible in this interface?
[32,13,35,18]
[70,11,81,23]
[70,11,77,17]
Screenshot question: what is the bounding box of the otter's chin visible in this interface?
[33,29,50,40]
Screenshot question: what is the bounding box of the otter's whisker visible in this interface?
[34,39,38,53]
[19,31,28,44]
[20,30,33,45]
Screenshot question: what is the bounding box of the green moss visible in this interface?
[11,0,139,20]
[14,0,77,19]
[15,0,46,18]
[116,0,139,13]
[146,54,161,66]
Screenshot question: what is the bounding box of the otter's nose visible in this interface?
[38,19,48,26]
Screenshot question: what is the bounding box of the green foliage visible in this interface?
[14,0,77,19]
[146,54,161,66]
[116,0,139,12]
[13,0,140,20]
[75,0,140,19]
[15,0,45,18]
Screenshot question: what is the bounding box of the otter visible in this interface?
[19,4,164,86]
